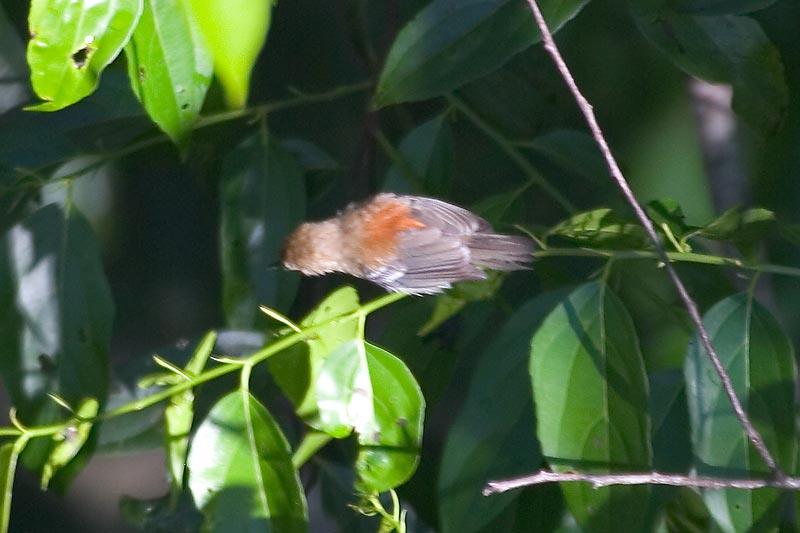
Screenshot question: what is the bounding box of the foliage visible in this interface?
[1,0,800,532]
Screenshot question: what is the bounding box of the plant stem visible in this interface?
[445,94,576,214]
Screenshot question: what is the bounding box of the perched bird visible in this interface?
[282,193,535,295]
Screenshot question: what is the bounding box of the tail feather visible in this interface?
[467,234,535,271]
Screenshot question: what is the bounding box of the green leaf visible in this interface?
[530,282,651,530]
[671,0,778,15]
[646,199,695,244]
[684,294,796,532]
[316,340,424,493]
[692,206,775,257]
[40,397,99,489]
[187,391,308,532]
[524,129,608,185]
[269,287,360,427]
[0,438,28,533]
[438,290,565,533]
[383,113,454,196]
[546,207,649,249]
[220,132,306,329]
[164,331,215,497]
[186,0,273,108]
[0,203,112,469]
[631,8,788,135]
[124,0,212,147]
[375,0,589,107]
[27,0,143,111]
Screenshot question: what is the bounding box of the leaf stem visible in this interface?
[445,94,575,214]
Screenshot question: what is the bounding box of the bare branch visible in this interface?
[522,0,783,478]
[484,470,800,496]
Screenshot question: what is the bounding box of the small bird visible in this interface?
[282,193,535,295]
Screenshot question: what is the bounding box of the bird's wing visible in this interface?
[406,196,493,235]
[365,227,485,295]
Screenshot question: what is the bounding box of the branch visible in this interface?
[523,0,783,478]
[484,470,800,496]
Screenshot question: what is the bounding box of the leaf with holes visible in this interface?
[27,0,143,111]
[530,281,651,530]
[187,391,308,531]
[685,294,796,532]
[124,0,212,147]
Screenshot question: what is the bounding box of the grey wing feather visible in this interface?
[366,227,485,295]
[406,196,493,235]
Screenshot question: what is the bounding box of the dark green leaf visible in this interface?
[0,7,29,113]
[269,287,360,427]
[124,0,212,147]
[671,0,778,15]
[220,132,305,329]
[439,291,565,533]
[119,492,203,532]
[316,340,424,493]
[186,0,272,108]
[692,206,775,257]
[631,8,788,134]
[417,271,503,335]
[375,0,589,107]
[383,113,454,196]
[0,204,112,469]
[187,391,308,532]
[27,0,143,111]
[531,282,651,530]
[524,129,608,184]
[684,294,796,532]
[164,331,215,496]
[41,397,99,489]
[546,207,649,249]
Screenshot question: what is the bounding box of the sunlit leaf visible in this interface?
[164,331,215,496]
[124,0,212,147]
[269,287,360,427]
[316,340,424,493]
[187,391,308,532]
[27,0,143,111]
[546,207,649,249]
[187,0,273,108]
[685,294,796,532]
[40,397,99,489]
[531,282,651,530]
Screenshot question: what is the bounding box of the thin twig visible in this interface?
[484,470,800,496]
[445,94,576,214]
[523,0,782,478]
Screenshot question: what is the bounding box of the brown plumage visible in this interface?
[282,193,535,295]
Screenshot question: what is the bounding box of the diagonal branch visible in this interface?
[519,0,782,478]
[484,470,800,496]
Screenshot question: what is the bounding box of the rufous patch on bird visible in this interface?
[354,197,426,267]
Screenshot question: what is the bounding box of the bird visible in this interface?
[282,193,535,295]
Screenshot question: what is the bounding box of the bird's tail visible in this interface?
[467,234,535,271]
